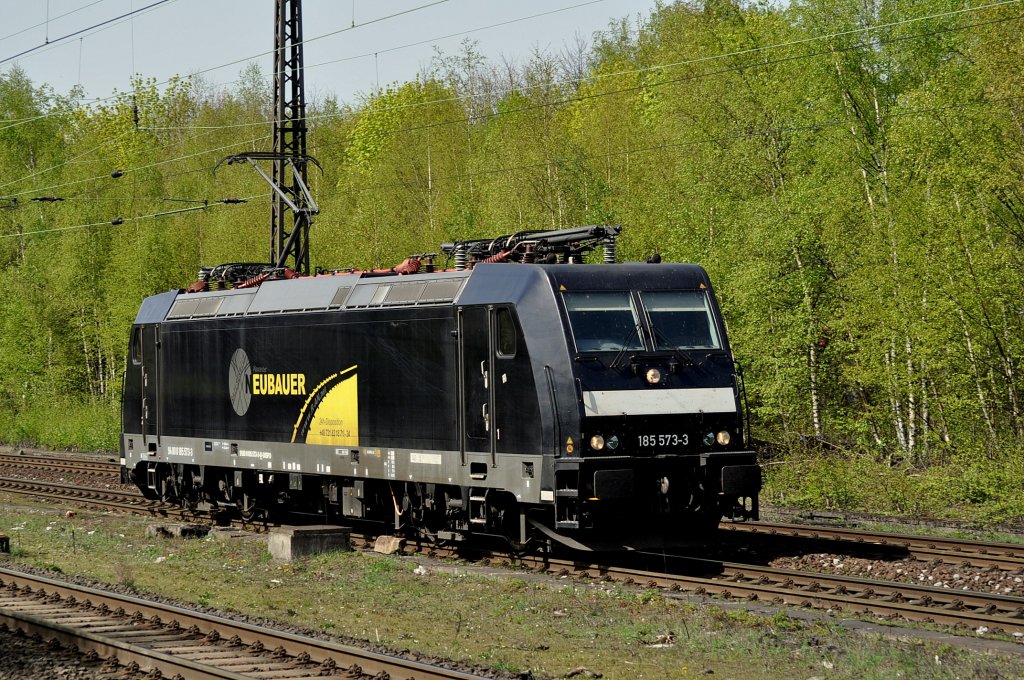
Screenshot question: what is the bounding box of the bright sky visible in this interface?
[0,0,658,105]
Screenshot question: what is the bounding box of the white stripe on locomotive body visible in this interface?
[582,387,737,417]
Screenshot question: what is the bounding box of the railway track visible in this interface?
[7,455,1024,638]
[723,520,1024,571]
[0,452,119,476]
[468,547,1024,637]
[0,477,174,516]
[0,566,489,679]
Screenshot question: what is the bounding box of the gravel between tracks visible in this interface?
[0,624,119,679]
[770,551,1024,599]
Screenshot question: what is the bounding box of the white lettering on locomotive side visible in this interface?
[237,449,272,460]
[251,373,307,396]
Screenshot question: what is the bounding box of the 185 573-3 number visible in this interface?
[637,433,689,447]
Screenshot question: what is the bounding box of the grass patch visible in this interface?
[2,496,1024,679]
[764,449,1024,525]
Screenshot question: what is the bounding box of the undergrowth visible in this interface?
[0,397,118,452]
[763,448,1024,524]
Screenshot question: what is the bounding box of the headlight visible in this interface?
[703,432,715,446]
[606,435,619,450]
[645,368,662,384]
[590,434,605,451]
[716,430,732,446]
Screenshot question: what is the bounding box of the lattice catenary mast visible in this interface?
[218,0,320,276]
[270,0,312,274]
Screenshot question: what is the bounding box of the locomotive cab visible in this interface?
[542,265,760,537]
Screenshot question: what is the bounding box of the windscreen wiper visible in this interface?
[648,324,698,367]
[610,323,643,369]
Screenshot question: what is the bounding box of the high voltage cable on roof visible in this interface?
[1,1,1018,200]
[0,0,176,67]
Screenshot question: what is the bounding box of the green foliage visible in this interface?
[764,447,1024,522]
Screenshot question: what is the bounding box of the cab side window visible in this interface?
[496,308,516,357]
[130,328,142,365]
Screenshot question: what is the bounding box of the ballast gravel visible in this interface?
[0,624,119,679]
[770,552,1024,597]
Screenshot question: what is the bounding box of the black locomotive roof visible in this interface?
[461,262,712,305]
[134,262,713,325]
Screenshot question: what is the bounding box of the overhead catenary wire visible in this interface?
[0,193,268,240]
[3,0,1009,140]
[140,0,1024,134]
[1,5,1016,205]
[0,0,112,45]
[0,0,468,194]
[0,0,175,67]
[8,92,1019,239]
[0,0,446,132]
[336,93,1024,195]
[139,8,1024,155]
[339,11,1024,143]
[0,1,1017,204]
[0,134,272,200]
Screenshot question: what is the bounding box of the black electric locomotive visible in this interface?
[120,227,760,548]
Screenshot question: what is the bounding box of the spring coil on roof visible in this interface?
[603,236,617,264]
[454,244,468,271]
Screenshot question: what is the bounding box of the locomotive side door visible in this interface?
[140,324,160,450]
[458,306,496,465]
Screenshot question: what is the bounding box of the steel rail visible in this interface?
[375,535,1024,636]
[0,566,489,680]
[506,552,1024,634]
[722,521,1024,570]
[0,477,173,516]
[0,453,119,475]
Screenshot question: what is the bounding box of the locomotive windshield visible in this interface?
[641,290,721,350]
[563,292,645,352]
[564,289,721,352]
